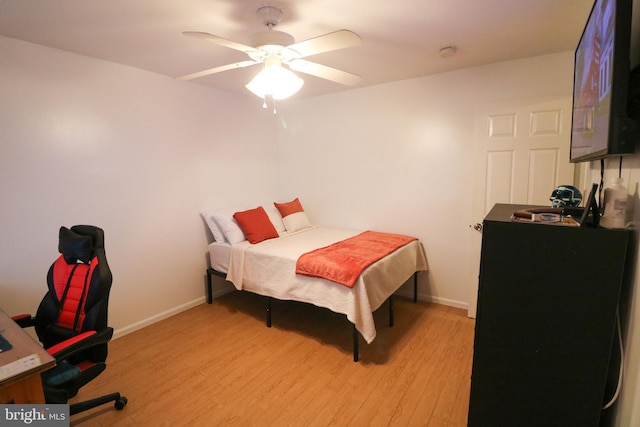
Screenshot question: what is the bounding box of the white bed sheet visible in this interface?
[225,227,428,344]
[208,241,232,273]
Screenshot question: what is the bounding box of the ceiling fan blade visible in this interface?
[288,59,361,86]
[288,30,362,58]
[177,60,258,81]
[182,31,257,54]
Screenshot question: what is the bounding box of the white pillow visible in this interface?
[211,208,247,244]
[283,211,312,232]
[263,205,286,234]
[201,211,225,243]
[274,198,312,233]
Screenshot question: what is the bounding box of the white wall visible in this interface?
[600,154,640,427]
[0,38,574,320]
[0,36,279,334]
[275,51,574,307]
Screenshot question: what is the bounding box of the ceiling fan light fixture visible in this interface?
[179,5,361,100]
[256,6,283,28]
[245,57,303,100]
[247,30,295,51]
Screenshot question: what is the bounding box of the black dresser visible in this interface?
[468,203,630,426]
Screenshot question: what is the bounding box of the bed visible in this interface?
[202,199,428,361]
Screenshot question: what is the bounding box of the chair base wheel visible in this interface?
[70,392,127,415]
[115,396,128,410]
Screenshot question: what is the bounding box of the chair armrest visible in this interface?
[47,328,114,361]
[11,314,35,328]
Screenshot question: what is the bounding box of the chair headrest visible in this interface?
[58,226,103,264]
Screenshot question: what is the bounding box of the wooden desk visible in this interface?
[0,309,55,404]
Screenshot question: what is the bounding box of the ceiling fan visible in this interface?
[177,6,362,99]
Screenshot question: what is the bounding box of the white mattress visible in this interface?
[215,226,428,344]
[208,241,232,273]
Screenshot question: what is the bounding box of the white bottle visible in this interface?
[601,177,628,229]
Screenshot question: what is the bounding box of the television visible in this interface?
[570,0,638,163]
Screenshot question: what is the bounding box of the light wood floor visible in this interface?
[69,291,475,426]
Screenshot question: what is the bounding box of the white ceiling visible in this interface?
[0,0,595,99]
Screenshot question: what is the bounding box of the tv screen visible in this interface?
[570,0,635,163]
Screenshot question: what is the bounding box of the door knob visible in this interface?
[471,223,483,232]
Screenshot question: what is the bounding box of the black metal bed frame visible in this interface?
[206,267,419,362]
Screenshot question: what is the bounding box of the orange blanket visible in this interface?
[295,230,417,288]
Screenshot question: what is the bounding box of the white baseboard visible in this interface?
[394,288,468,311]
[113,283,236,339]
[112,297,204,339]
[113,284,465,339]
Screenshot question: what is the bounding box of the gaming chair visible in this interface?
[13,225,127,415]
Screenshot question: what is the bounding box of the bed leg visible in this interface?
[389,295,394,327]
[266,297,272,328]
[413,272,418,303]
[353,325,359,362]
[206,268,213,304]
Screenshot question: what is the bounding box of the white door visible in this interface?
[467,96,575,318]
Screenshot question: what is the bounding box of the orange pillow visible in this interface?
[274,198,312,232]
[274,197,304,217]
[233,206,279,244]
